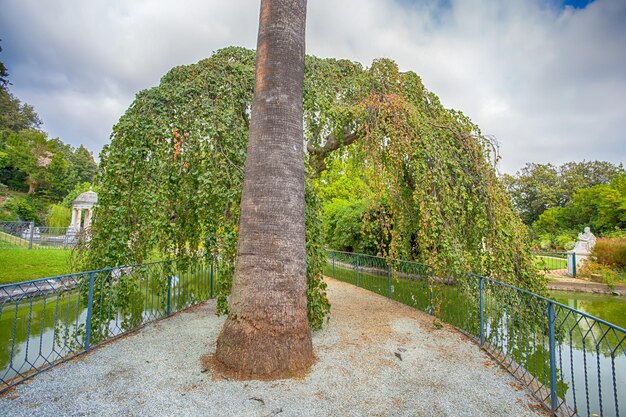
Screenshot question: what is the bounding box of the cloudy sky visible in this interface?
[1,0,624,173]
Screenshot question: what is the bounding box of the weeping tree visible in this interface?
[80,29,543,357]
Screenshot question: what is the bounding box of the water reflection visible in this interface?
[0,264,212,387]
[550,290,626,330]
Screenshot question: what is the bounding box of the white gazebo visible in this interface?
[70,189,98,231]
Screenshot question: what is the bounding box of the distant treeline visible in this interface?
[502,161,625,248]
[0,41,97,223]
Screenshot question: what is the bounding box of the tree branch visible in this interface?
[307,131,359,174]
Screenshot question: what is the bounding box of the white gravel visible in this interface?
[0,278,548,416]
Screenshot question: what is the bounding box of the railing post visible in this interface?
[356,254,360,286]
[387,263,391,298]
[84,272,95,351]
[572,252,576,278]
[331,251,335,278]
[548,301,558,413]
[428,271,433,313]
[209,255,214,299]
[28,220,34,249]
[479,276,485,345]
[166,274,172,316]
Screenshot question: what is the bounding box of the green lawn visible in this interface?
[533,255,567,270]
[0,242,71,284]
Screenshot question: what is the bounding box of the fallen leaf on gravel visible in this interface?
[250,397,265,405]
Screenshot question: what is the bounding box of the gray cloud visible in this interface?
[1,0,624,172]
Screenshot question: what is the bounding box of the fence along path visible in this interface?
[1,251,624,416]
[326,250,625,417]
[0,221,77,249]
[0,257,215,391]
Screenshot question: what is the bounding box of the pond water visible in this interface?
[550,290,626,330]
[0,265,213,388]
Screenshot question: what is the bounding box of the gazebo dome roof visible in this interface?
[73,190,98,206]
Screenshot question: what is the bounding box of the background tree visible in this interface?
[503,161,623,225]
[0,41,8,89]
[2,129,96,197]
[0,41,39,134]
[534,172,626,241]
[0,43,97,225]
[4,129,51,194]
[0,92,41,134]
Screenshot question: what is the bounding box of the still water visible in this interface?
[550,290,626,330]
[1,266,212,387]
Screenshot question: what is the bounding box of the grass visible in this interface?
[0,241,71,285]
[533,255,567,270]
[0,231,30,248]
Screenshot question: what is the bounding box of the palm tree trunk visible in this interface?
[214,0,312,379]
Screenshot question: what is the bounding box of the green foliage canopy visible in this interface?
[503,161,623,225]
[1,129,97,197]
[84,46,544,328]
[534,173,626,239]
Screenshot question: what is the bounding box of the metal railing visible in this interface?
[0,256,216,391]
[326,250,626,417]
[0,221,78,249]
[533,251,572,276]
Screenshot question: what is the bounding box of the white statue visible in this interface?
[567,227,596,277]
[572,227,596,254]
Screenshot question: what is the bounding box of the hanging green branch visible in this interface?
[78,46,542,334]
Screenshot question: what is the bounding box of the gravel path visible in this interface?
[1,278,548,416]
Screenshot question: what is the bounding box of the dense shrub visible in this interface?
[323,199,367,252]
[555,232,576,251]
[592,238,626,269]
[533,230,576,251]
[3,196,38,221]
[46,204,71,227]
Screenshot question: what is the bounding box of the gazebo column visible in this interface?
[84,209,92,229]
[76,208,83,230]
[70,208,79,228]
[69,190,97,234]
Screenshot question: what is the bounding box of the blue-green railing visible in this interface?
[0,256,215,391]
[327,250,625,417]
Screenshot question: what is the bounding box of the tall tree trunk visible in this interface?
[27,179,37,195]
[214,0,312,378]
